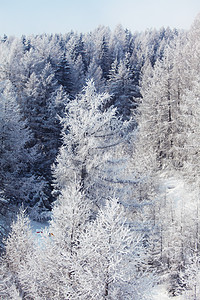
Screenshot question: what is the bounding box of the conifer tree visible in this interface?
[4,208,34,276]
[73,197,154,300]
[108,54,138,119]
[0,81,47,210]
[53,80,133,207]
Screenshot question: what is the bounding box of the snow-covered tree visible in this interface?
[109,24,127,62]
[53,80,133,207]
[108,54,138,119]
[0,81,47,209]
[15,193,154,299]
[73,197,154,300]
[178,81,200,183]
[4,208,34,276]
[0,37,25,88]
[69,53,86,95]
[134,44,186,174]
[55,52,73,95]
[50,181,92,251]
[65,32,87,95]
[86,58,105,92]
[20,62,63,205]
[0,257,21,300]
[84,26,111,79]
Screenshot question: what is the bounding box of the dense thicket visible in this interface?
[1,14,200,299]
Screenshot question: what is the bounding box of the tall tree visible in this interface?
[86,58,105,92]
[21,63,63,204]
[73,197,154,300]
[107,54,138,119]
[0,81,48,210]
[53,80,133,208]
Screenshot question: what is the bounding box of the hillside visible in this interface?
[0,13,200,299]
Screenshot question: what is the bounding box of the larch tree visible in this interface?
[53,80,133,208]
[70,197,154,300]
[134,44,186,175]
[4,208,35,295]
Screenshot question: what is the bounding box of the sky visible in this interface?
[0,0,200,36]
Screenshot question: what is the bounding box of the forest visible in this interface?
[0,13,200,300]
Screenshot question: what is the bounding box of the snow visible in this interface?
[150,174,197,300]
[159,173,197,221]
[0,197,8,203]
[152,285,185,300]
[30,220,49,245]
[30,220,49,233]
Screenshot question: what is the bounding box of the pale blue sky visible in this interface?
[0,0,200,36]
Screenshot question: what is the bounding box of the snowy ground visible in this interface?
[159,173,196,210]
[152,285,184,300]
[30,220,49,245]
[30,219,49,233]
